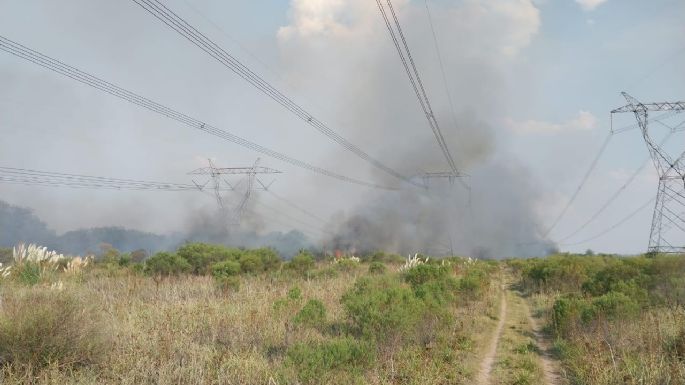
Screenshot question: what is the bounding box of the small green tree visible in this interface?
[287,251,315,277]
[176,242,243,275]
[239,253,264,274]
[293,299,327,330]
[211,260,241,278]
[368,262,386,275]
[144,252,191,276]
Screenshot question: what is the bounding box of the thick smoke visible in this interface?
[0,200,311,258]
[278,0,554,257]
[0,0,556,258]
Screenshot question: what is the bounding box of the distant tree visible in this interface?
[0,247,12,264]
[287,251,315,277]
[176,242,242,275]
[584,249,595,256]
[130,249,148,263]
[144,252,191,276]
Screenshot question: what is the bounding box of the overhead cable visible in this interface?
[375,0,465,188]
[130,0,422,188]
[0,35,393,190]
[543,132,613,238]
[557,132,675,242]
[559,197,656,246]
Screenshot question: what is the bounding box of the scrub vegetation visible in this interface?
[511,253,685,385]
[0,243,501,385]
[2,244,682,384]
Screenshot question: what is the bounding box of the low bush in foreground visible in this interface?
[144,252,191,276]
[0,288,107,371]
[285,337,375,384]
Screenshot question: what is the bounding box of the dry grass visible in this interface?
[0,261,502,384]
[552,306,685,385]
[490,290,544,385]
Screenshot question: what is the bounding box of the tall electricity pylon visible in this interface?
[188,159,281,225]
[415,171,467,188]
[612,92,685,253]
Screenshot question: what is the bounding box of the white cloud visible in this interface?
[506,110,598,134]
[278,0,540,57]
[575,0,608,11]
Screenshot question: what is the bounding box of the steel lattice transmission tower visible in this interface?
[188,159,281,224]
[612,92,685,253]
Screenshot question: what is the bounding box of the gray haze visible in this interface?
[0,0,606,257]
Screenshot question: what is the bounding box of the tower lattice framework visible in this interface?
[612,92,685,253]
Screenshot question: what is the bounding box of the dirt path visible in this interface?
[524,301,565,385]
[475,289,507,385]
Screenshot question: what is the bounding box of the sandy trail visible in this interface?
[524,301,565,385]
[475,289,507,385]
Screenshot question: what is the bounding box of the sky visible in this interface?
[0,0,683,255]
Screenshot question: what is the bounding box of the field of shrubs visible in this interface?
[0,243,501,384]
[511,253,685,384]
[3,242,683,384]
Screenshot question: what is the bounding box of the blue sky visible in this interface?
[0,0,683,255]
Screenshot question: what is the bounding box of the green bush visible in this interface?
[211,260,241,278]
[335,259,360,272]
[176,243,243,275]
[144,252,191,276]
[215,276,240,292]
[288,286,302,301]
[367,251,404,264]
[403,264,449,288]
[293,299,327,330]
[414,275,460,306]
[16,261,43,285]
[313,267,339,279]
[342,276,425,344]
[239,253,264,274]
[250,247,281,271]
[368,261,386,275]
[286,251,315,277]
[0,289,108,370]
[458,266,490,300]
[588,291,640,320]
[118,253,132,267]
[285,337,375,384]
[582,263,644,296]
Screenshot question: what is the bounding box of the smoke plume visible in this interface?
[278,0,554,257]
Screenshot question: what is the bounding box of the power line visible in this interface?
[0,165,330,239]
[557,131,674,242]
[543,132,613,238]
[559,197,655,246]
[0,166,200,191]
[130,0,422,189]
[375,0,465,187]
[423,0,460,143]
[0,35,393,190]
[254,198,332,237]
[264,189,328,225]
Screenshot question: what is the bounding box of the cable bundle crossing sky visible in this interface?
[0,167,200,191]
[0,165,331,238]
[375,0,463,184]
[130,0,422,189]
[0,35,393,191]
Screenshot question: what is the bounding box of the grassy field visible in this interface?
[0,244,502,384]
[1,244,684,384]
[512,253,685,385]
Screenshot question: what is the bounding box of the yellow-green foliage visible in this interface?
[0,247,502,385]
[0,288,108,371]
[517,253,685,385]
[284,337,375,384]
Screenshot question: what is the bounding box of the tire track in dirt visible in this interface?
[475,288,507,385]
[524,301,565,385]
